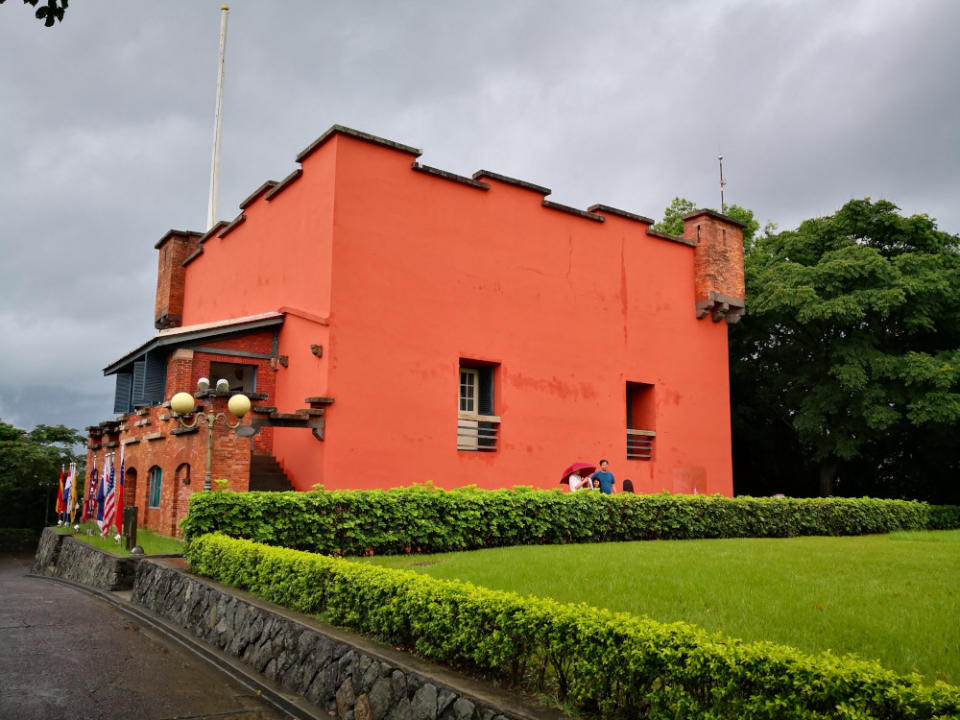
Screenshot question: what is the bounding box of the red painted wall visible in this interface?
[177,130,737,496]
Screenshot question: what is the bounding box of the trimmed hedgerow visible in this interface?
[181,487,960,556]
[186,533,960,720]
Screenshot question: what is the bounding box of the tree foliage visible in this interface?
[653,197,697,236]
[0,0,67,27]
[654,196,761,246]
[730,199,960,500]
[0,419,84,530]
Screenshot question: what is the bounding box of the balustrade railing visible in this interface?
[626,428,655,460]
[457,414,500,451]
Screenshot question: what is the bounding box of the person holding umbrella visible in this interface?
[561,462,595,492]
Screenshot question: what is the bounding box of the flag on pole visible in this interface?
[82,456,96,523]
[113,445,125,535]
[56,465,66,518]
[67,462,79,524]
[96,455,107,529]
[101,456,116,538]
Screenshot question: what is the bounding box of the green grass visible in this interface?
[360,530,960,685]
[65,521,184,556]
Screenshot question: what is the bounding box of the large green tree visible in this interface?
[0,0,67,27]
[0,420,84,531]
[730,199,960,500]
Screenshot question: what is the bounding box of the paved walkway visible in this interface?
[0,552,290,720]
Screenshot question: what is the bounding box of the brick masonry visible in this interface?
[154,231,202,329]
[684,211,746,324]
[87,395,256,538]
[86,329,286,537]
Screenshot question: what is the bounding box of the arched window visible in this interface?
[148,466,163,508]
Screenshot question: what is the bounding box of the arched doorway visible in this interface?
[124,467,138,512]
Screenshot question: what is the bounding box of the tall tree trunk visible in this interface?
[819,460,837,497]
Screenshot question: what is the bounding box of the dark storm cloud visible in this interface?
[1,0,957,431]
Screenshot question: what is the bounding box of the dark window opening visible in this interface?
[209,362,256,393]
[626,382,655,460]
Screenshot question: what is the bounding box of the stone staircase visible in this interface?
[248,452,293,492]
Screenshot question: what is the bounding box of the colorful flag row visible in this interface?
[59,447,124,537]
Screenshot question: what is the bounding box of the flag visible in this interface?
[101,456,116,537]
[56,465,66,517]
[67,462,80,524]
[96,455,106,529]
[113,445,125,535]
[82,456,96,523]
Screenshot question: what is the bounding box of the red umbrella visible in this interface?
[560,462,595,485]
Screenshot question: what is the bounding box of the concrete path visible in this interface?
[0,552,291,720]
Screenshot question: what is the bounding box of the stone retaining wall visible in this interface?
[33,529,555,720]
[32,527,173,591]
[132,560,545,720]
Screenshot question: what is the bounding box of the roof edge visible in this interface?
[154,229,203,250]
[296,124,422,165]
[682,208,748,229]
[471,169,551,196]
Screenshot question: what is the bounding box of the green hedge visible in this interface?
[186,533,960,720]
[181,488,960,555]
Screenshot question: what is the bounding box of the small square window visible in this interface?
[457,361,499,451]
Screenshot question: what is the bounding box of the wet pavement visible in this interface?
[0,552,291,720]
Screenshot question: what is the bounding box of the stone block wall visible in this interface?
[132,561,547,720]
[33,527,152,591]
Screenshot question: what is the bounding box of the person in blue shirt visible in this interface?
[590,459,615,494]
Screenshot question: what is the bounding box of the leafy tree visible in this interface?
[730,199,960,500]
[0,0,67,27]
[655,197,760,246]
[0,419,84,531]
[653,197,696,236]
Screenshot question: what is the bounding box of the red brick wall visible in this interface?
[86,391,255,538]
[684,212,746,308]
[155,232,201,329]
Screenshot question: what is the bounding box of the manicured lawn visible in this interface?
[360,530,960,685]
[66,521,184,556]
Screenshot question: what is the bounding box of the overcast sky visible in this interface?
[2,0,958,434]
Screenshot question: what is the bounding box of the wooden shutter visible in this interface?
[143,351,167,404]
[131,360,146,407]
[478,367,494,415]
[113,372,133,414]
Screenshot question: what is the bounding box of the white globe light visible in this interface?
[197,377,210,392]
[228,393,251,419]
[170,392,196,415]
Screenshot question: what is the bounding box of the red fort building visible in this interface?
[86,125,746,537]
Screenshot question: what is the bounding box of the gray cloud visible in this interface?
[2,0,958,432]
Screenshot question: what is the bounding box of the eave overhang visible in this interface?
[103,312,285,376]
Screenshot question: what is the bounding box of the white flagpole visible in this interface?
[206,5,230,231]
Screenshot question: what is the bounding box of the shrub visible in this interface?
[181,488,959,555]
[186,533,960,720]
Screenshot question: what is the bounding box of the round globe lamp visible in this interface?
[170,392,196,416]
[228,393,251,419]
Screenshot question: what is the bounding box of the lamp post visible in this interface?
[169,378,251,491]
